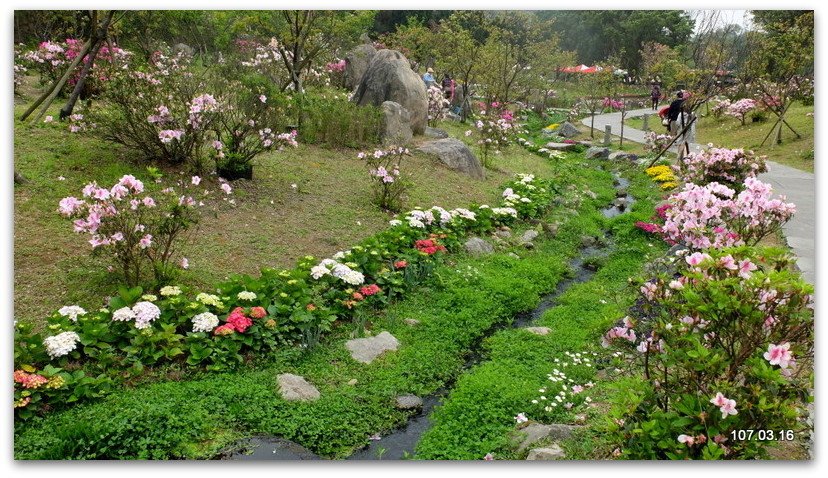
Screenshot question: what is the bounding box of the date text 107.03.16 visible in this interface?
[730,429,795,441]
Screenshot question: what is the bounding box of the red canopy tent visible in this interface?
[559,64,603,74]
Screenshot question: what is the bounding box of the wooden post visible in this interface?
[642,114,650,132]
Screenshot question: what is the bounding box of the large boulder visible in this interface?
[381,101,413,145]
[464,237,494,255]
[556,122,581,138]
[417,138,484,179]
[585,147,610,160]
[353,49,428,134]
[344,43,377,91]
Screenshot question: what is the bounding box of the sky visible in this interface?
[689,9,754,33]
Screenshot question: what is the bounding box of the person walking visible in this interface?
[666,91,685,135]
[650,83,661,110]
[423,67,436,88]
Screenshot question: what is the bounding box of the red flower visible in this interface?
[306,303,317,311]
[415,239,447,255]
[360,284,381,296]
[352,292,365,301]
[226,308,253,333]
[250,306,267,319]
[394,260,408,269]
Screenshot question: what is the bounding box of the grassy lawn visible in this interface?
[14,98,550,329]
[624,103,814,172]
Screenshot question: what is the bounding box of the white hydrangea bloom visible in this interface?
[191,312,219,333]
[132,301,161,329]
[388,219,402,226]
[237,291,257,301]
[310,265,330,279]
[112,306,136,322]
[58,305,87,322]
[43,331,81,359]
[342,269,365,285]
[408,218,425,228]
[492,207,518,217]
[160,285,182,296]
[450,208,477,221]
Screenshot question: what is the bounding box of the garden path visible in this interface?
[584,109,815,285]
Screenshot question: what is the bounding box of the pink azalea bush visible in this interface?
[661,178,795,250]
[709,96,731,119]
[726,98,757,125]
[643,131,673,154]
[603,247,813,459]
[469,103,515,168]
[358,146,411,212]
[678,146,767,188]
[21,38,130,94]
[59,173,231,286]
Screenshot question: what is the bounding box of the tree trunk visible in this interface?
[60,11,115,119]
[19,40,91,122]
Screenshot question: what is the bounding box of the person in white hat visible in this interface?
[423,67,436,88]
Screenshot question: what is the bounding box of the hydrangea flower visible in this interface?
[237,291,257,301]
[58,305,87,322]
[43,331,81,359]
[160,285,182,296]
[192,312,219,333]
[132,301,161,329]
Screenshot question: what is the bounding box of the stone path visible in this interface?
[584,109,815,285]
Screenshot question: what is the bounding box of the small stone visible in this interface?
[580,235,597,247]
[525,326,551,335]
[394,394,423,410]
[345,331,400,364]
[403,318,420,326]
[523,241,535,250]
[544,142,577,151]
[615,188,628,198]
[494,230,512,239]
[508,252,521,259]
[526,445,566,460]
[511,423,580,452]
[464,237,494,255]
[520,229,539,243]
[347,379,358,386]
[608,151,638,161]
[585,147,610,160]
[541,222,559,237]
[277,373,321,402]
[574,414,587,425]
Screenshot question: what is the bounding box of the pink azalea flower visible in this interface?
[686,252,711,267]
[180,257,189,269]
[763,343,793,368]
[738,259,757,279]
[719,254,738,270]
[220,183,232,195]
[138,234,153,249]
[514,413,528,424]
[572,385,584,394]
[483,453,494,461]
[191,176,202,186]
[710,392,738,419]
[677,434,695,446]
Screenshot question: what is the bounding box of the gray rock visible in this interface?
[520,229,539,243]
[525,326,551,335]
[615,188,628,198]
[523,242,535,249]
[347,379,358,386]
[507,252,521,259]
[556,121,581,138]
[609,151,639,161]
[345,331,400,364]
[541,221,559,237]
[394,394,423,410]
[417,138,484,179]
[403,318,420,326]
[544,142,578,151]
[353,49,428,134]
[381,101,413,145]
[494,229,512,240]
[580,235,597,247]
[277,373,321,402]
[172,43,194,57]
[585,147,610,159]
[344,43,377,91]
[578,140,594,147]
[425,126,448,138]
[464,237,494,255]
[512,423,581,452]
[526,445,566,460]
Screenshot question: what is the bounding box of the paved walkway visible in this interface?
[584,110,815,285]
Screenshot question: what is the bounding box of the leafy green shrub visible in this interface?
[296,91,382,149]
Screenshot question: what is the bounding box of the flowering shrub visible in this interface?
[469,104,515,168]
[427,85,450,126]
[726,98,757,126]
[602,97,625,111]
[358,146,411,212]
[643,131,673,155]
[645,164,678,191]
[59,172,232,286]
[325,58,346,88]
[709,97,731,119]
[603,247,813,459]
[90,51,220,168]
[21,38,131,95]
[679,147,767,189]
[661,178,795,250]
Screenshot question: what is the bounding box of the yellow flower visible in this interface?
[46,375,66,389]
[545,123,560,130]
[660,182,678,190]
